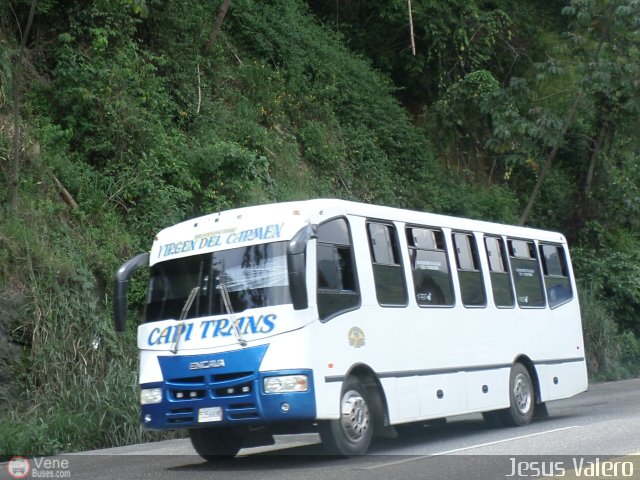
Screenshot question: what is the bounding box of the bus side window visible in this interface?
[317,218,360,321]
[453,233,486,307]
[508,239,546,308]
[367,222,408,307]
[539,244,573,308]
[406,227,454,307]
[484,236,515,308]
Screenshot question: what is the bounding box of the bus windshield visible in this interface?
[144,241,291,322]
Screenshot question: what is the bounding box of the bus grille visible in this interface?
[164,371,260,422]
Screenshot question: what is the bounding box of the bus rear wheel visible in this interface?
[189,427,242,461]
[319,377,373,456]
[503,363,535,426]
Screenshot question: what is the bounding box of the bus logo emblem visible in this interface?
[348,327,365,348]
[189,359,226,370]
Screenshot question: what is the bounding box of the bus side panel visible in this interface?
[418,372,466,419]
[464,368,510,412]
[380,378,399,423]
[307,316,351,421]
[313,378,341,420]
[396,377,421,421]
[535,361,589,402]
[386,373,471,424]
[383,377,422,425]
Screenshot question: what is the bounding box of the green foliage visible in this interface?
[579,283,640,381]
[187,139,272,212]
[224,0,429,204]
[0,40,14,111]
[309,0,555,105]
[573,227,640,335]
[0,196,164,459]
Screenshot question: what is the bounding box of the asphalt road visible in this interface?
[3,378,640,480]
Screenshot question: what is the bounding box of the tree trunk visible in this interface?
[205,0,231,52]
[584,125,607,199]
[518,93,582,226]
[407,0,416,56]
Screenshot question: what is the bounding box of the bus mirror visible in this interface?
[113,252,150,332]
[288,224,317,310]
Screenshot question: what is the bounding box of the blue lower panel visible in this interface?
[140,345,316,429]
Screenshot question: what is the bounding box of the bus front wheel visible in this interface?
[319,377,373,456]
[189,427,242,461]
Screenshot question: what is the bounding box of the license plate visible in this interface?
[198,406,223,423]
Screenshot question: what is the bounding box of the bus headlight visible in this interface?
[140,388,163,405]
[263,375,309,394]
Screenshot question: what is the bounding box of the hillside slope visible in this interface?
[1,0,639,457]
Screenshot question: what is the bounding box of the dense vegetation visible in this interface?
[0,0,639,457]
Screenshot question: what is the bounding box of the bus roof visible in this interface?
[149,199,566,266]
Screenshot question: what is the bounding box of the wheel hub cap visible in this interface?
[514,373,532,414]
[340,390,370,441]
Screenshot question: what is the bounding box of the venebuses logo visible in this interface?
[6,456,71,478]
[7,457,30,479]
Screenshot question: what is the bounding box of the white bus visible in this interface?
[113,199,588,459]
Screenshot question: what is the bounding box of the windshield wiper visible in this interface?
[171,286,200,354]
[217,266,248,347]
